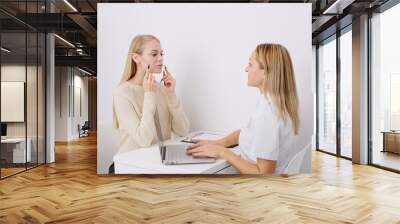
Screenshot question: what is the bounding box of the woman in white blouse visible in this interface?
[187,43,300,174]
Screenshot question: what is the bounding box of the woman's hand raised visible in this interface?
[143,65,158,92]
[162,66,176,93]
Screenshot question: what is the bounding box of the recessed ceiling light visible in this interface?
[323,0,354,15]
[1,47,11,53]
[54,34,75,48]
[78,67,93,76]
[63,0,78,12]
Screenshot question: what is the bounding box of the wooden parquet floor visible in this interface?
[1,134,400,224]
[1,167,26,178]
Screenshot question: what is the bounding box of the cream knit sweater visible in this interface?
[113,81,190,154]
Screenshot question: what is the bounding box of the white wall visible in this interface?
[55,67,89,141]
[72,73,89,138]
[55,67,69,141]
[98,3,313,174]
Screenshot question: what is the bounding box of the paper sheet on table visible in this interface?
[184,132,241,154]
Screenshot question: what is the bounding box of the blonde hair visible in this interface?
[113,35,160,129]
[255,43,300,135]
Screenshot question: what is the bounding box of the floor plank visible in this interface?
[0,134,399,223]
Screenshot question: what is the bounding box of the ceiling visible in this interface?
[0,0,392,75]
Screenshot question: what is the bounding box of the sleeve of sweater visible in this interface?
[114,91,157,147]
[165,91,190,137]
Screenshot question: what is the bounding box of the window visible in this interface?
[340,29,352,158]
[318,37,337,155]
[370,2,400,171]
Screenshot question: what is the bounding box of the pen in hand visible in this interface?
[160,65,166,83]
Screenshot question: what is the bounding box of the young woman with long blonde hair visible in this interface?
[113,35,190,156]
[187,43,300,174]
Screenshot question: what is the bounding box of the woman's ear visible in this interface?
[132,53,141,65]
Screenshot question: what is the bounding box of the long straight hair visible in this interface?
[255,43,300,135]
[113,35,160,129]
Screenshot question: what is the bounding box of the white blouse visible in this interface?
[238,94,297,174]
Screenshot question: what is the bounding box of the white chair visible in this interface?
[282,143,310,177]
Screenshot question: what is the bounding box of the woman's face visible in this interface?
[133,39,164,73]
[245,51,265,88]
